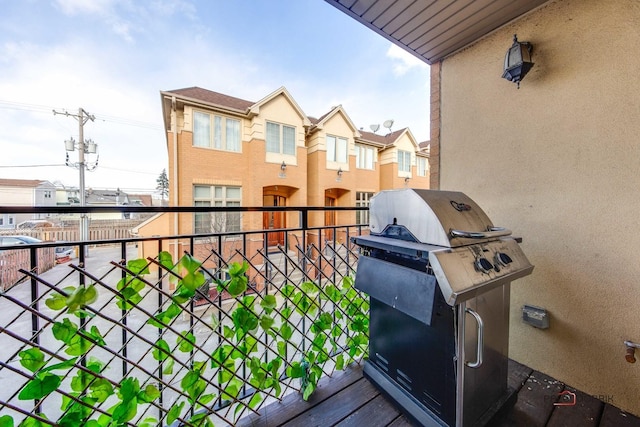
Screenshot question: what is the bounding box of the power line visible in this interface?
[0,164,66,168]
[0,99,163,131]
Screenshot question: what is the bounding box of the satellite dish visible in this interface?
[370,124,380,133]
[383,120,394,132]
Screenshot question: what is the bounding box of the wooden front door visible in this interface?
[324,195,336,242]
[263,195,286,247]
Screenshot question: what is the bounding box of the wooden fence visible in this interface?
[0,219,144,289]
[0,247,55,290]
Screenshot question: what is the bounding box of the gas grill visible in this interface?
[352,189,534,427]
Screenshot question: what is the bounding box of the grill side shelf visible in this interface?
[354,256,437,326]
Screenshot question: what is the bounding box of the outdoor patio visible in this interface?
[238,360,640,427]
[0,205,638,427]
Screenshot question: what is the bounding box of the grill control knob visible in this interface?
[495,252,513,266]
[475,257,494,273]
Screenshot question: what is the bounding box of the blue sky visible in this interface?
[0,0,430,193]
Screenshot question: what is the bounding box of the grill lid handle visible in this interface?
[450,226,512,239]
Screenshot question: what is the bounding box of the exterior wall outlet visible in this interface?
[522,304,550,329]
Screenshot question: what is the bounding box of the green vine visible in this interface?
[2,250,368,427]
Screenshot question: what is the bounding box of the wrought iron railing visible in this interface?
[0,206,369,427]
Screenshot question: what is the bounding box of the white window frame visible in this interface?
[193,111,241,152]
[356,192,374,225]
[266,121,296,155]
[398,150,412,173]
[417,157,428,177]
[326,135,348,163]
[194,185,242,234]
[355,144,375,170]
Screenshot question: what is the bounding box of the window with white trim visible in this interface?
[266,122,296,155]
[193,111,241,152]
[355,144,375,170]
[326,135,348,163]
[417,157,428,177]
[356,192,374,225]
[194,185,241,233]
[398,150,412,173]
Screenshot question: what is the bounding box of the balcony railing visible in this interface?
[0,206,369,427]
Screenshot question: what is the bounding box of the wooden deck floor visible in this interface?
[237,360,640,427]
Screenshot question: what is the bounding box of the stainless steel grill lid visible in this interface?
[369,189,510,247]
[358,188,533,305]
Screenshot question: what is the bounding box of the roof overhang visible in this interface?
[324,0,549,64]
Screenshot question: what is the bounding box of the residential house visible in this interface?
[137,86,428,260]
[0,178,56,228]
[327,0,640,417]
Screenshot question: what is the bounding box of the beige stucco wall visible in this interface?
[438,0,640,415]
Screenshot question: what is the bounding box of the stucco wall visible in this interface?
[439,0,640,415]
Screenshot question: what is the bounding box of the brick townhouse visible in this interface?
[136,86,429,263]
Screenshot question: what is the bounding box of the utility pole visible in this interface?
[53,108,98,255]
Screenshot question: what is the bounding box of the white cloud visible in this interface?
[386,44,429,76]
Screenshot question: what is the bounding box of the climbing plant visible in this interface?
[0,249,368,427]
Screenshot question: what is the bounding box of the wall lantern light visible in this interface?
[501,34,534,89]
[280,161,287,171]
[404,177,410,184]
[337,167,343,177]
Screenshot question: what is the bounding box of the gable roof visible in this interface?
[249,86,311,126]
[357,128,409,148]
[0,178,53,188]
[165,87,253,111]
[308,105,360,136]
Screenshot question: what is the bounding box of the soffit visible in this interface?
[324,0,549,64]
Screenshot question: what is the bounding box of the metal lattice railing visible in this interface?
[0,215,369,427]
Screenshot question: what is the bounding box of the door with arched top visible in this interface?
[263,195,286,247]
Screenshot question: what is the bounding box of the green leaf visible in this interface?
[118,377,140,401]
[177,331,196,353]
[152,339,171,361]
[172,284,195,304]
[221,378,242,400]
[286,362,305,379]
[188,412,213,427]
[162,358,175,375]
[302,381,315,401]
[18,372,61,400]
[52,318,78,345]
[227,274,247,296]
[232,307,258,336]
[228,261,249,276]
[198,393,215,407]
[138,384,160,403]
[112,397,138,424]
[0,415,14,427]
[17,417,45,427]
[180,253,202,275]
[18,348,46,373]
[45,290,68,311]
[260,295,277,313]
[71,369,94,392]
[138,417,159,427]
[248,391,263,409]
[336,354,345,371]
[259,315,275,331]
[280,323,293,340]
[89,378,114,403]
[167,401,185,425]
[277,341,287,358]
[182,270,206,292]
[127,258,150,275]
[147,302,181,328]
[158,251,174,270]
[301,281,318,294]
